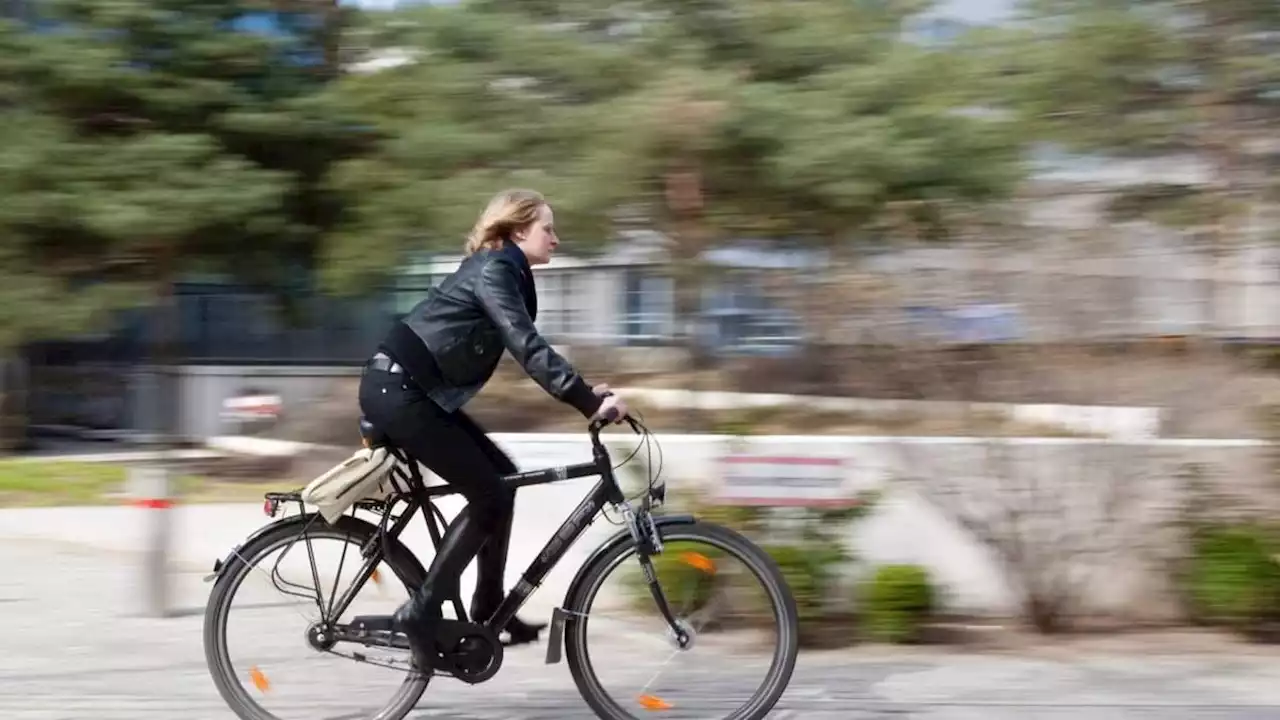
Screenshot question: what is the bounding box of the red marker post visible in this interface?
[128,463,175,618]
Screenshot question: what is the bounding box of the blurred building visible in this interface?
[0,0,30,20]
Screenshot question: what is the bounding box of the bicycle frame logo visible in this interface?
[487,462,621,628]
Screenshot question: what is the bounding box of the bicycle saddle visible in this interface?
[358,415,393,449]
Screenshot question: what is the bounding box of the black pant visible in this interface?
[358,367,516,621]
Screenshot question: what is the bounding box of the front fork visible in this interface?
[624,504,692,649]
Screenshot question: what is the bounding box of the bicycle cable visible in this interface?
[601,409,666,526]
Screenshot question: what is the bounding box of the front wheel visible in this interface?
[564,519,800,720]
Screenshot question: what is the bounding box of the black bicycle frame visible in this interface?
[338,427,628,633]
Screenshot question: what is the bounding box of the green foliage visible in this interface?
[861,564,937,644]
[623,540,725,616]
[622,486,880,646]
[0,0,362,350]
[321,0,1027,296]
[985,0,1280,233]
[1184,523,1280,637]
[709,407,779,436]
[760,539,848,624]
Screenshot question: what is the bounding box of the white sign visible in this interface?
[717,453,855,507]
[221,393,283,422]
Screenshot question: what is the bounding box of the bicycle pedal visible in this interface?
[350,614,396,633]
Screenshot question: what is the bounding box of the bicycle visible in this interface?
[202,409,800,720]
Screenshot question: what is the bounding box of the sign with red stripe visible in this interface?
[717,452,855,507]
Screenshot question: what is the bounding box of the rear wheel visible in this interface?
[203,514,430,720]
[564,520,800,720]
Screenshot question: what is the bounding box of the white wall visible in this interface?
[215,432,1273,621]
[616,387,1162,440]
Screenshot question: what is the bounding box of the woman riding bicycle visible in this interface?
[358,188,629,673]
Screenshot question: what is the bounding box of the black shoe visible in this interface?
[500,615,548,647]
[470,596,546,647]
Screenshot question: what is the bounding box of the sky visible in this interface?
[347,0,1016,24]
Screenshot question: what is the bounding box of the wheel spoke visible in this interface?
[325,531,352,620]
[203,517,430,720]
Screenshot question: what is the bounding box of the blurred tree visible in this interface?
[325,0,1025,377]
[316,0,659,291]
[0,0,366,340]
[990,0,1280,337]
[0,0,365,441]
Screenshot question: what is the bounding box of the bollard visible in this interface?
[128,463,174,618]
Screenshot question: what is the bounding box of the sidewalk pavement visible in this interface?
[2,537,1280,720]
[0,474,629,624]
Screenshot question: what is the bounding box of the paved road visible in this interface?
[2,539,1280,720]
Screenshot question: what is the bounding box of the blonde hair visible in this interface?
[464,188,546,255]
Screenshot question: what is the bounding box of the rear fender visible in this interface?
[204,512,402,585]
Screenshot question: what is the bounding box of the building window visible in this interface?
[538,270,587,339]
[622,269,673,343]
[701,271,802,351]
[393,274,438,316]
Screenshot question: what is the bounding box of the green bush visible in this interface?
[619,488,878,647]
[760,540,848,624]
[623,541,725,615]
[861,564,937,644]
[1185,523,1280,637]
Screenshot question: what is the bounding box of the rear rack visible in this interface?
[261,489,400,520]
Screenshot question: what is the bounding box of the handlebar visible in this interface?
[587,391,663,509]
[588,390,640,439]
[589,409,640,438]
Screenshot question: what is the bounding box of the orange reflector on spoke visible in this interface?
[680,551,716,574]
[249,666,271,693]
[638,694,672,711]
[371,567,382,585]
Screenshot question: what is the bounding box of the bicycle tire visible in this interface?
[203,513,430,720]
[563,520,800,720]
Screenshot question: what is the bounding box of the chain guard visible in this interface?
[432,619,504,684]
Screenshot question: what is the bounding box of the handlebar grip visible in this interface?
[590,390,638,434]
[595,389,619,424]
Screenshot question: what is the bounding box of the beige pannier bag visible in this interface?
[300,447,408,524]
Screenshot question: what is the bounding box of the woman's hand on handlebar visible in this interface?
[593,392,629,425]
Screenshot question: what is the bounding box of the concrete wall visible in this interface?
[130,365,359,440]
[493,433,1273,620]
[214,432,1273,621]
[617,387,1163,440]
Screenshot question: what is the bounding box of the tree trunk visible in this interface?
[0,353,31,453]
[664,164,712,431]
[146,250,181,449]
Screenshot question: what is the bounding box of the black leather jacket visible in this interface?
[379,239,602,418]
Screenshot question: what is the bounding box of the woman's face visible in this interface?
[514,203,559,265]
